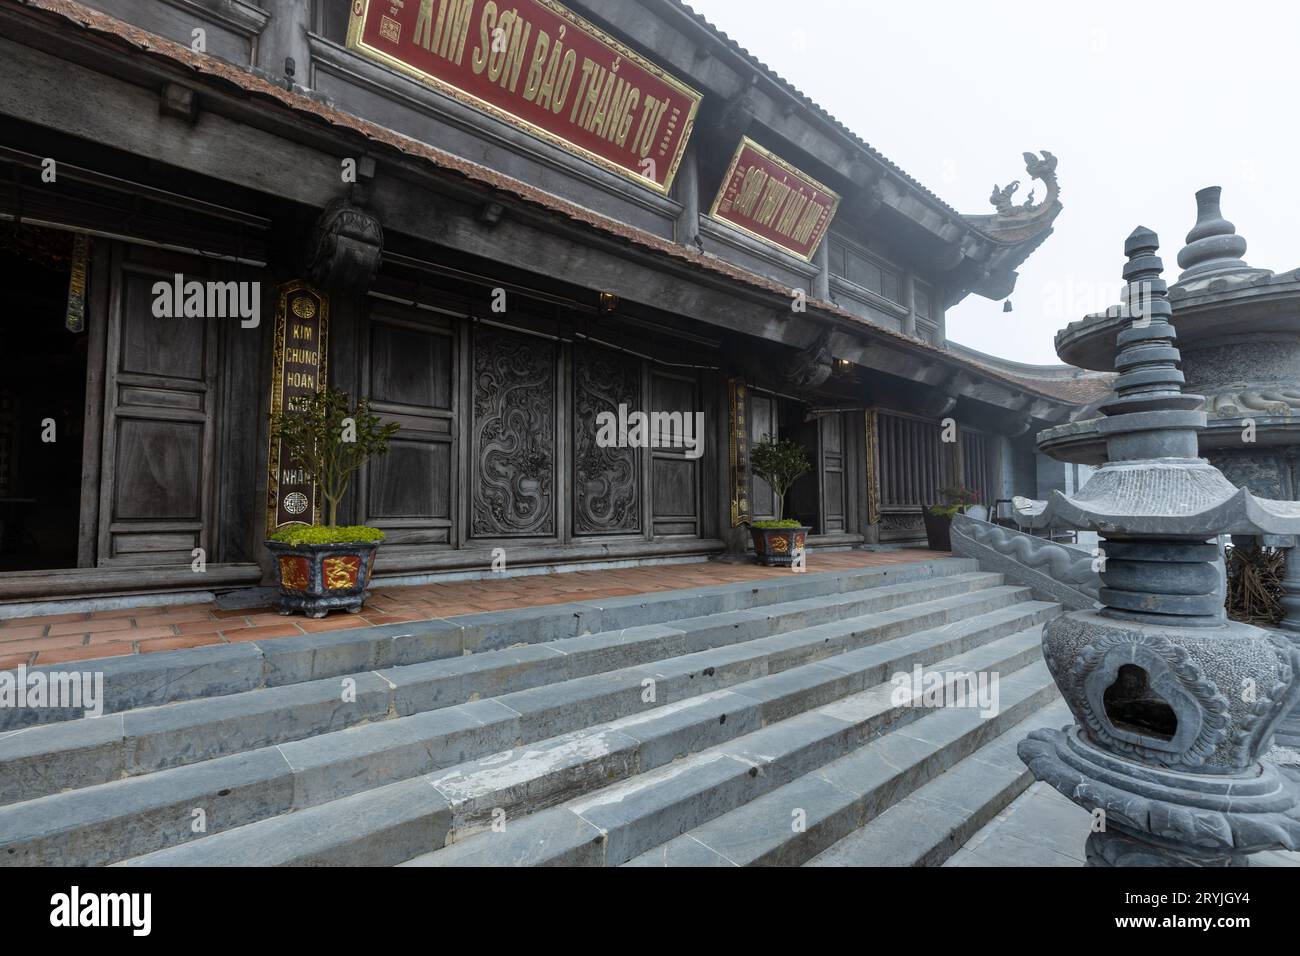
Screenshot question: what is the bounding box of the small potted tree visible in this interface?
[266,387,400,618]
[924,486,980,551]
[748,437,813,567]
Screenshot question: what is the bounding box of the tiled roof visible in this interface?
[10,0,1079,409]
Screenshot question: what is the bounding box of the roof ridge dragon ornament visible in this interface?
[990,150,1060,219]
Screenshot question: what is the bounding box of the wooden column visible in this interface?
[673,142,700,247]
[256,0,312,88]
[812,236,830,302]
[902,270,919,338]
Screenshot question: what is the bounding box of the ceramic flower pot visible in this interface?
[266,539,379,618]
[749,526,811,568]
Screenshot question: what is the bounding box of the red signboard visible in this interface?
[709,138,842,261]
[346,0,702,194]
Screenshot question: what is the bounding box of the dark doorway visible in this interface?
[0,225,87,571]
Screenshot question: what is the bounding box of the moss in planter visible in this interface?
[268,525,386,546]
[750,520,805,530]
[926,504,963,519]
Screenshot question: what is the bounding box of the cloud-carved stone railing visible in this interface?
[950,512,1100,611]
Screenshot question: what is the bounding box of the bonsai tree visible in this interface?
[749,436,812,527]
[927,485,980,519]
[268,387,400,538]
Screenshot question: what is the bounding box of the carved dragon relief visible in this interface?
[572,344,641,536]
[1206,386,1300,419]
[471,327,557,538]
[990,151,1060,220]
[783,328,834,389]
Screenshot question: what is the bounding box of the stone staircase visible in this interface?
[0,557,1068,867]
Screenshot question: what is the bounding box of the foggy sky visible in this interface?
[685,0,1300,365]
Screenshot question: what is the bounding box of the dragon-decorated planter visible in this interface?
[266,540,379,618]
[749,526,811,568]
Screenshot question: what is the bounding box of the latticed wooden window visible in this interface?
[961,430,998,506]
[878,412,946,508]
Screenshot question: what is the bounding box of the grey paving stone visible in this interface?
[0,643,266,731]
[0,714,125,805]
[682,771,862,867]
[278,699,521,808]
[623,834,738,866]
[428,728,641,829]
[121,671,394,774]
[403,805,608,866]
[0,746,295,866]
[457,606,586,654]
[551,624,689,677]
[259,628,392,686]
[605,689,763,769]
[724,664,859,724]
[571,753,762,864]
[381,644,567,716]
[121,777,454,867]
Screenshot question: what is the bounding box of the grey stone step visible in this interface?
[0,558,978,732]
[0,571,1004,805]
[631,696,1070,868]
[805,700,1073,867]
[1,591,1046,866]
[402,639,1057,867]
[115,611,1052,867]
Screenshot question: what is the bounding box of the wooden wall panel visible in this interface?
[361,307,458,548]
[649,369,700,537]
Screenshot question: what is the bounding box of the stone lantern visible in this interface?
[1016,226,1300,866]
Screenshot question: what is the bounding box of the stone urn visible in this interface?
[266,539,379,618]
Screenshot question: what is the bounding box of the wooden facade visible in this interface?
[0,0,1076,605]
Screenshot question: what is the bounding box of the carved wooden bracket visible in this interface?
[305,197,384,294]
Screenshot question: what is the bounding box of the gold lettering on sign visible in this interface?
[709,138,842,261]
[267,281,330,535]
[348,0,701,194]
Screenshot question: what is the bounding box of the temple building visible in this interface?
[0,0,1106,608]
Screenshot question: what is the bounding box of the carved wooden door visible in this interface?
[95,245,221,567]
[747,389,779,521]
[358,304,459,548]
[470,324,558,540]
[572,342,641,537]
[819,412,846,533]
[649,369,701,537]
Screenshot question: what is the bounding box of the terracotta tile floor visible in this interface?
[0,549,943,669]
